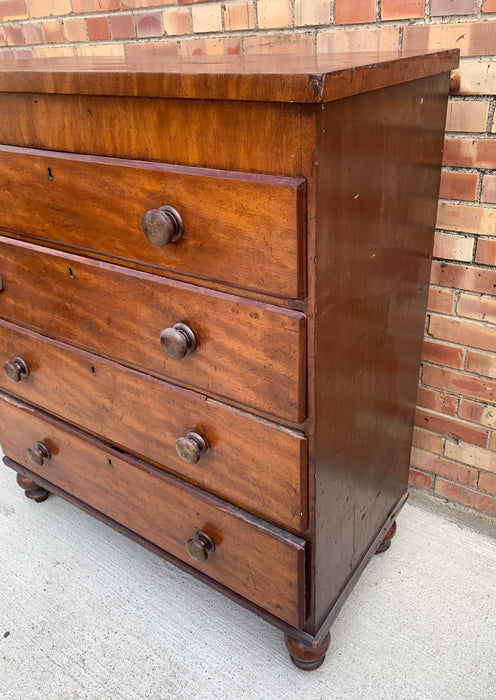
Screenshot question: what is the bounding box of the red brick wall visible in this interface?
[0,0,495,517]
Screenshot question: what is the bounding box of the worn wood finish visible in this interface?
[0,393,306,628]
[0,320,307,531]
[0,146,306,299]
[16,472,49,502]
[0,52,457,103]
[0,53,458,668]
[0,237,306,424]
[311,73,452,630]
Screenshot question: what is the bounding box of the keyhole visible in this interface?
[47,167,54,180]
[89,365,96,376]
[107,458,113,467]
[68,267,74,279]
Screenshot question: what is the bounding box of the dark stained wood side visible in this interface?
[0,320,307,532]
[310,73,452,631]
[0,51,458,103]
[0,393,306,628]
[0,237,306,424]
[0,146,306,299]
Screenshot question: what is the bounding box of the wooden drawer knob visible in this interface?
[160,323,197,360]
[176,431,208,464]
[186,531,215,563]
[3,356,30,383]
[142,205,183,247]
[27,441,51,467]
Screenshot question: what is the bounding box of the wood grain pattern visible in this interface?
[0,145,306,299]
[0,51,458,103]
[0,393,306,628]
[311,73,452,631]
[0,320,307,531]
[0,237,306,424]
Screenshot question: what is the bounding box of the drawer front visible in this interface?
[0,237,306,423]
[0,320,307,531]
[0,146,306,299]
[0,394,305,628]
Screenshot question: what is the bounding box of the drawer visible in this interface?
[0,320,307,531]
[0,145,306,299]
[0,237,306,423]
[0,393,306,628]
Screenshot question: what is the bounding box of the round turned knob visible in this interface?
[3,356,30,383]
[160,323,197,360]
[142,205,183,247]
[176,431,208,465]
[27,441,51,467]
[186,531,215,563]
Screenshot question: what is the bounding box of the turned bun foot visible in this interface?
[375,519,397,554]
[16,473,49,503]
[284,632,330,671]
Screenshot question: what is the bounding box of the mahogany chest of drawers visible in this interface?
[0,50,457,670]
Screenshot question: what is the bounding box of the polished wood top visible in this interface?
[0,50,458,102]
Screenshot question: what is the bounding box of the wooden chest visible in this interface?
[0,50,458,669]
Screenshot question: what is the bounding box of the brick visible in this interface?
[110,14,136,40]
[244,33,312,55]
[181,36,240,56]
[482,0,496,10]
[178,0,217,3]
[0,0,28,21]
[163,8,191,35]
[4,24,24,46]
[439,171,478,201]
[381,0,424,19]
[492,433,496,451]
[257,0,291,29]
[404,22,496,58]
[481,175,496,205]
[476,239,496,266]
[192,3,222,32]
[415,408,489,447]
[125,41,179,59]
[295,0,330,25]
[64,18,86,43]
[86,16,111,41]
[411,447,478,486]
[77,44,125,57]
[430,261,496,295]
[417,386,458,416]
[335,0,375,23]
[445,100,489,132]
[423,364,496,403]
[408,466,434,490]
[433,232,474,262]
[422,338,464,368]
[29,0,71,18]
[450,60,496,96]
[122,0,172,8]
[317,26,399,53]
[430,0,477,15]
[436,202,496,236]
[0,27,6,46]
[412,426,444,453]
[135,12,163,39]
[33,45,75,57]
[427,287,455,314]
[479,471,496,496]
[443,139,496,169]
[12,47,32,58]
[466,349,496,379]
[459,398,496,428]
[429,315,496,353]
[435,478,496,516]
[72,0,119,11]
[457,293,496,324]
[223,2,255,31]
[445,440,496,472]
[42,20,64,43]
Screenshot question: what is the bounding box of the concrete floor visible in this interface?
[0,462,495,700]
